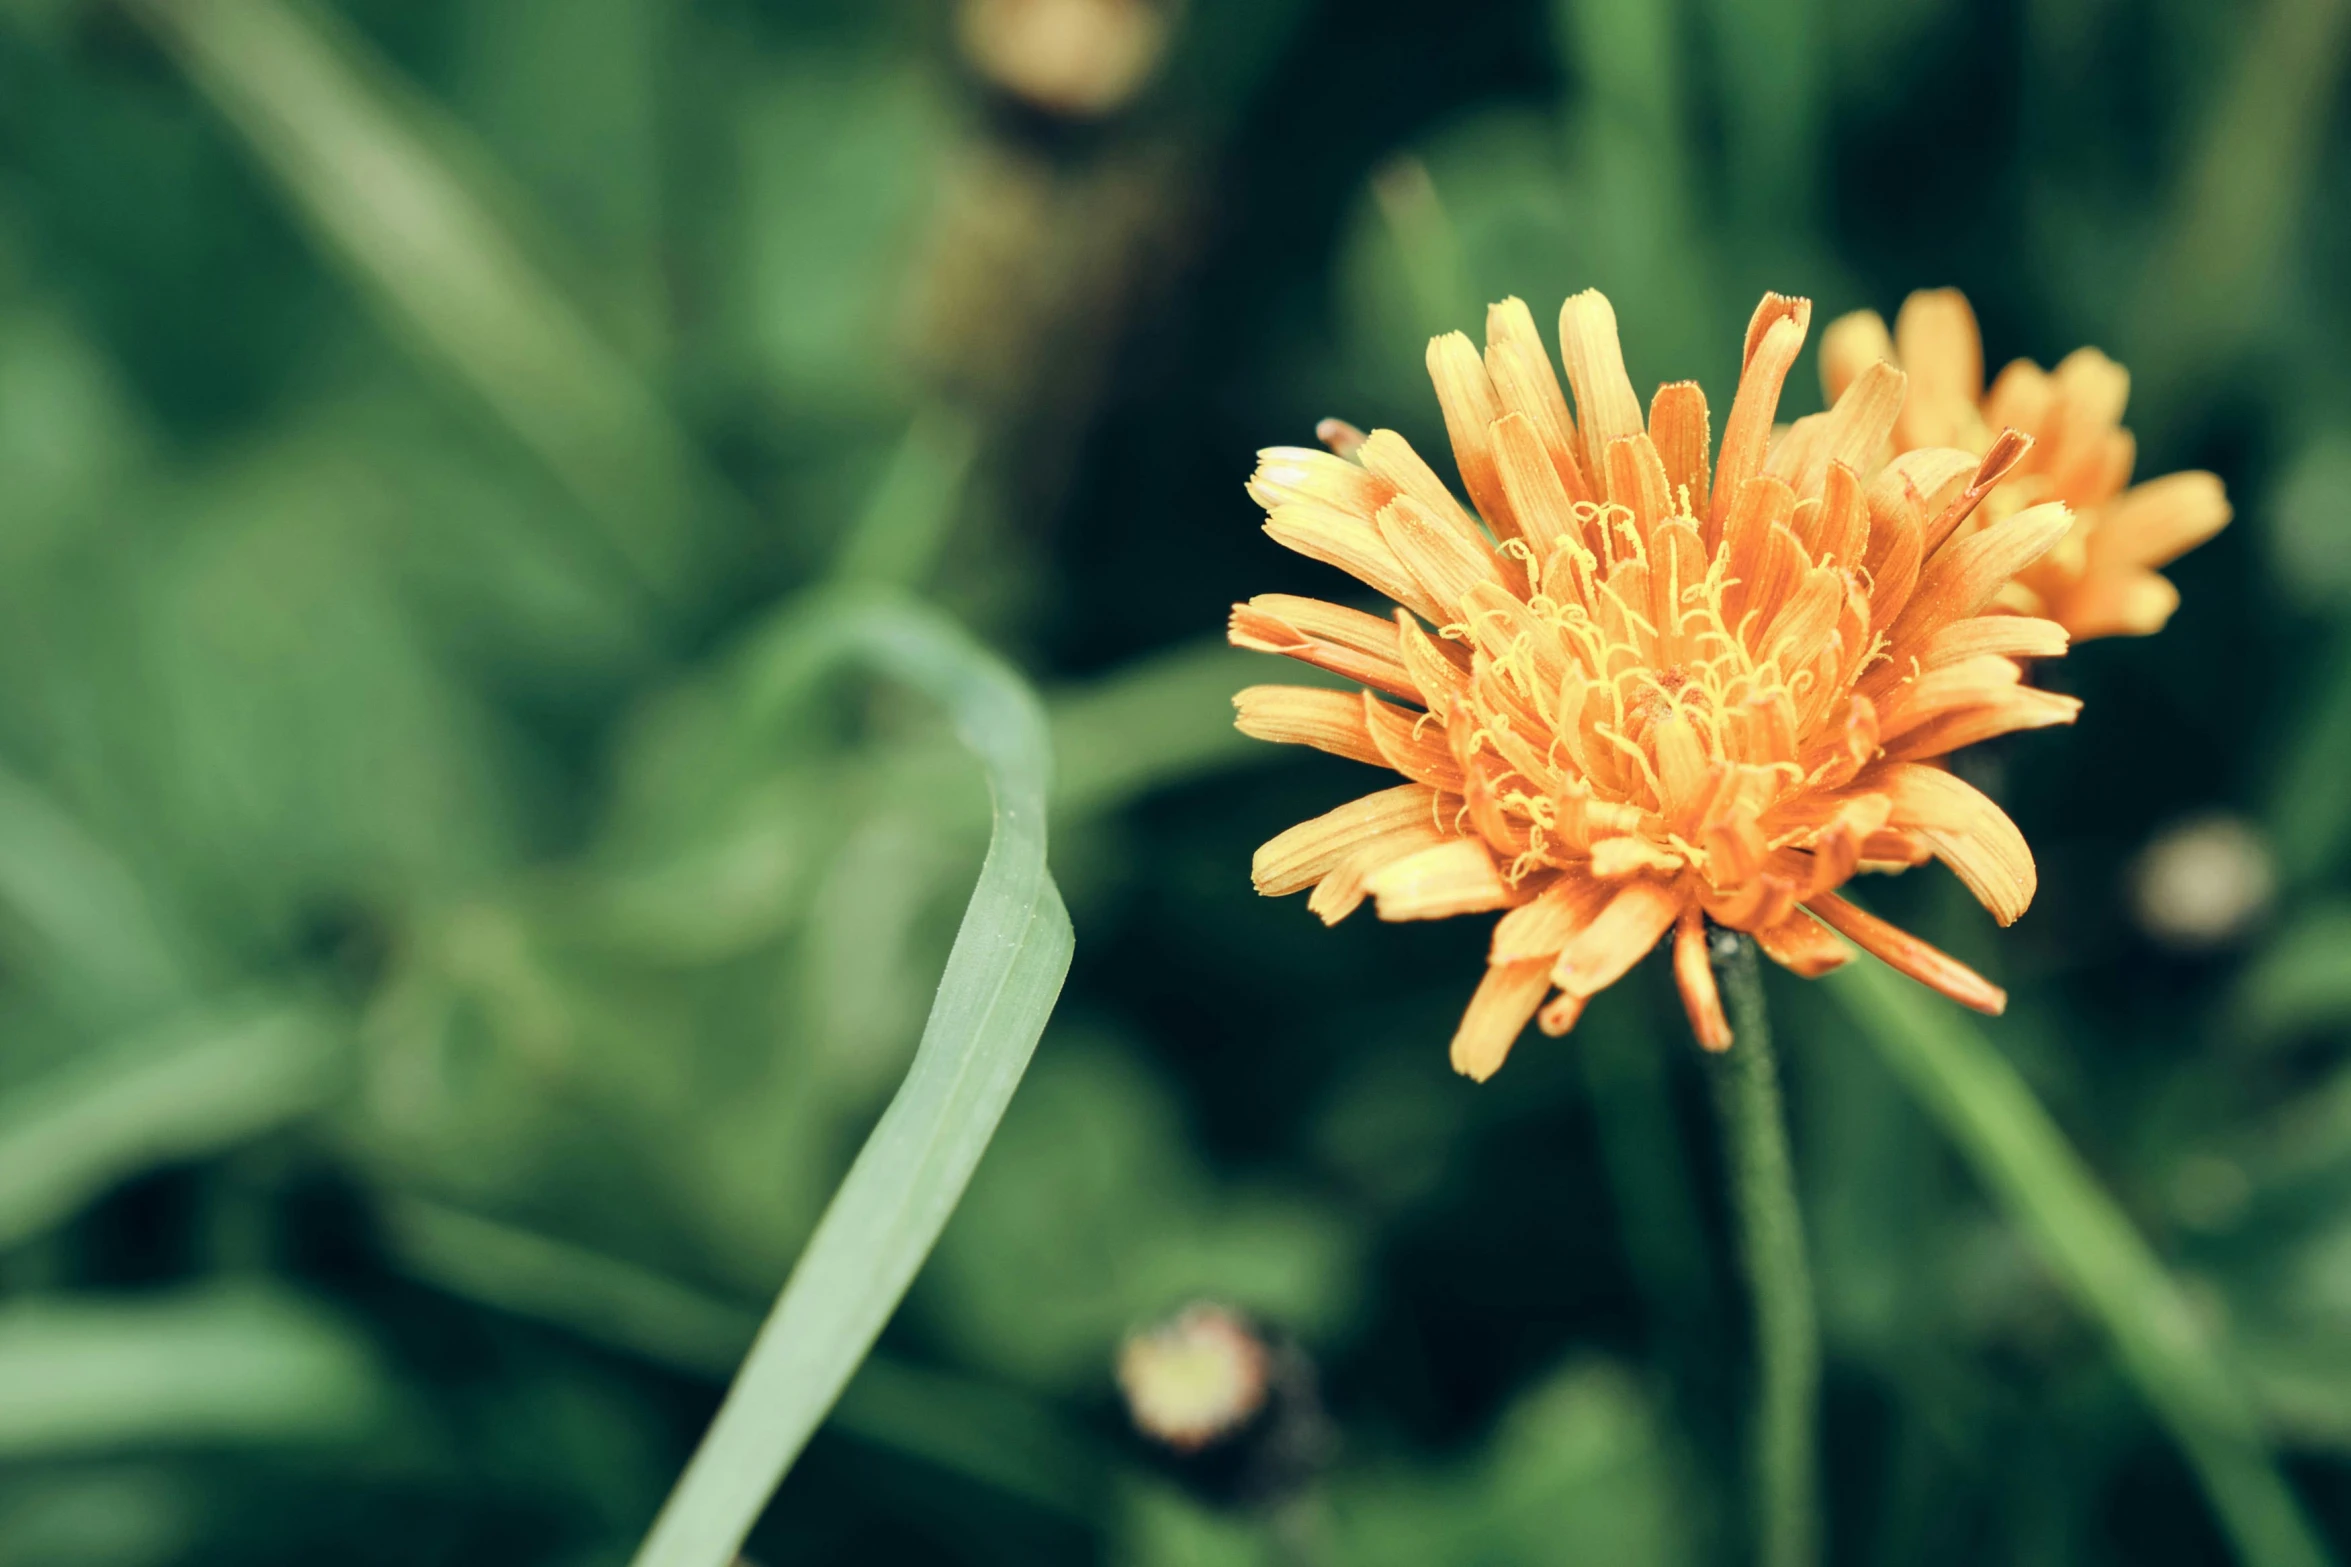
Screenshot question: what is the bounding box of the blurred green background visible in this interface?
[2,0,2350,1561]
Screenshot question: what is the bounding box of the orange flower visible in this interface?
[1821,290,2230,640]
[1231,290,2079,1077]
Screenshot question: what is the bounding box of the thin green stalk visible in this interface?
[133,0,723,603]
[1827,959,2332,1567]
[2128,0,2351,400]
[830,410,982,590]
[380,1196,1107,1522]
[1705,933,1820,1567]
[627,590,1073,1567]
[1370,156,1467,336]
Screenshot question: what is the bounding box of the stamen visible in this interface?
[1593,721,1671,808]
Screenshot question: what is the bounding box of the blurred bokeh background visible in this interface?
[2,0,2350,1561]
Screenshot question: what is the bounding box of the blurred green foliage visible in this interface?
[2,0,2351,1563]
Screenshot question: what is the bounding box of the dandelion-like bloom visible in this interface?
[1231,291,2082,1077]
[1821,289,2230,640]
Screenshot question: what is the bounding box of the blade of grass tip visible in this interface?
[831,409,983,589]
[125,0,723,603]
[1705,934,1820,1567]
[1370,156,1467,337]
[1690,0,1823,229]
[629,589,1073,1567]
[2128,0,2351,401]
[0,998,341,1250]
[1553,0,1720,413]
[1825,957,2334,1567]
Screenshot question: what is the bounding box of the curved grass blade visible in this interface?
[0,998,342,1251]
[629,588,1073,1567]
[130,0,720,603]
[1825,958,2333,1567]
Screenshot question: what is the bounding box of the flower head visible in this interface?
[1117,1303,1272,1452]
[1822,289,2230,640]
[1232,290,2080,1077]
[957,0,1169,117]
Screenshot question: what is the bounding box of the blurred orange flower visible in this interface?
[1822,290,2230,640]
[1231,291,2077,1076]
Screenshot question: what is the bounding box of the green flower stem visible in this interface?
[1706,933,1820,1567]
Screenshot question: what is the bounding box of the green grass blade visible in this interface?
[0,765,188,1027]
[830,410,982,590]
[628,589,1074,1567]
[0,1286,390,1456]
[128,0,719,600]
[382,1196,1106,1522]
[380,1195,760,1378]
[0,999,342,1250]
[2128,0,2351,396]
[828,1354,1103,1524]
[1825,959,2333,1567]
[1049,638,1291,817]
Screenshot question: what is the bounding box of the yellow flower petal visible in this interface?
[1449,959,1554,1081]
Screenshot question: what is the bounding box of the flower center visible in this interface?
[1452,498,1874,884]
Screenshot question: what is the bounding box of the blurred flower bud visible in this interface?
[2130,814,2275,950]
[1117,1302,1270,1452]
[957,0,1171,118]
[1116,1303,1334,1511]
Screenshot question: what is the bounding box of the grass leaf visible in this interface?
[627,588,1073,1567]
[0,998,342,1250]
[0,765,189,1028]
[132,0,723,601]
[1825,958,2334,1567]
[0,1286,389,1456]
